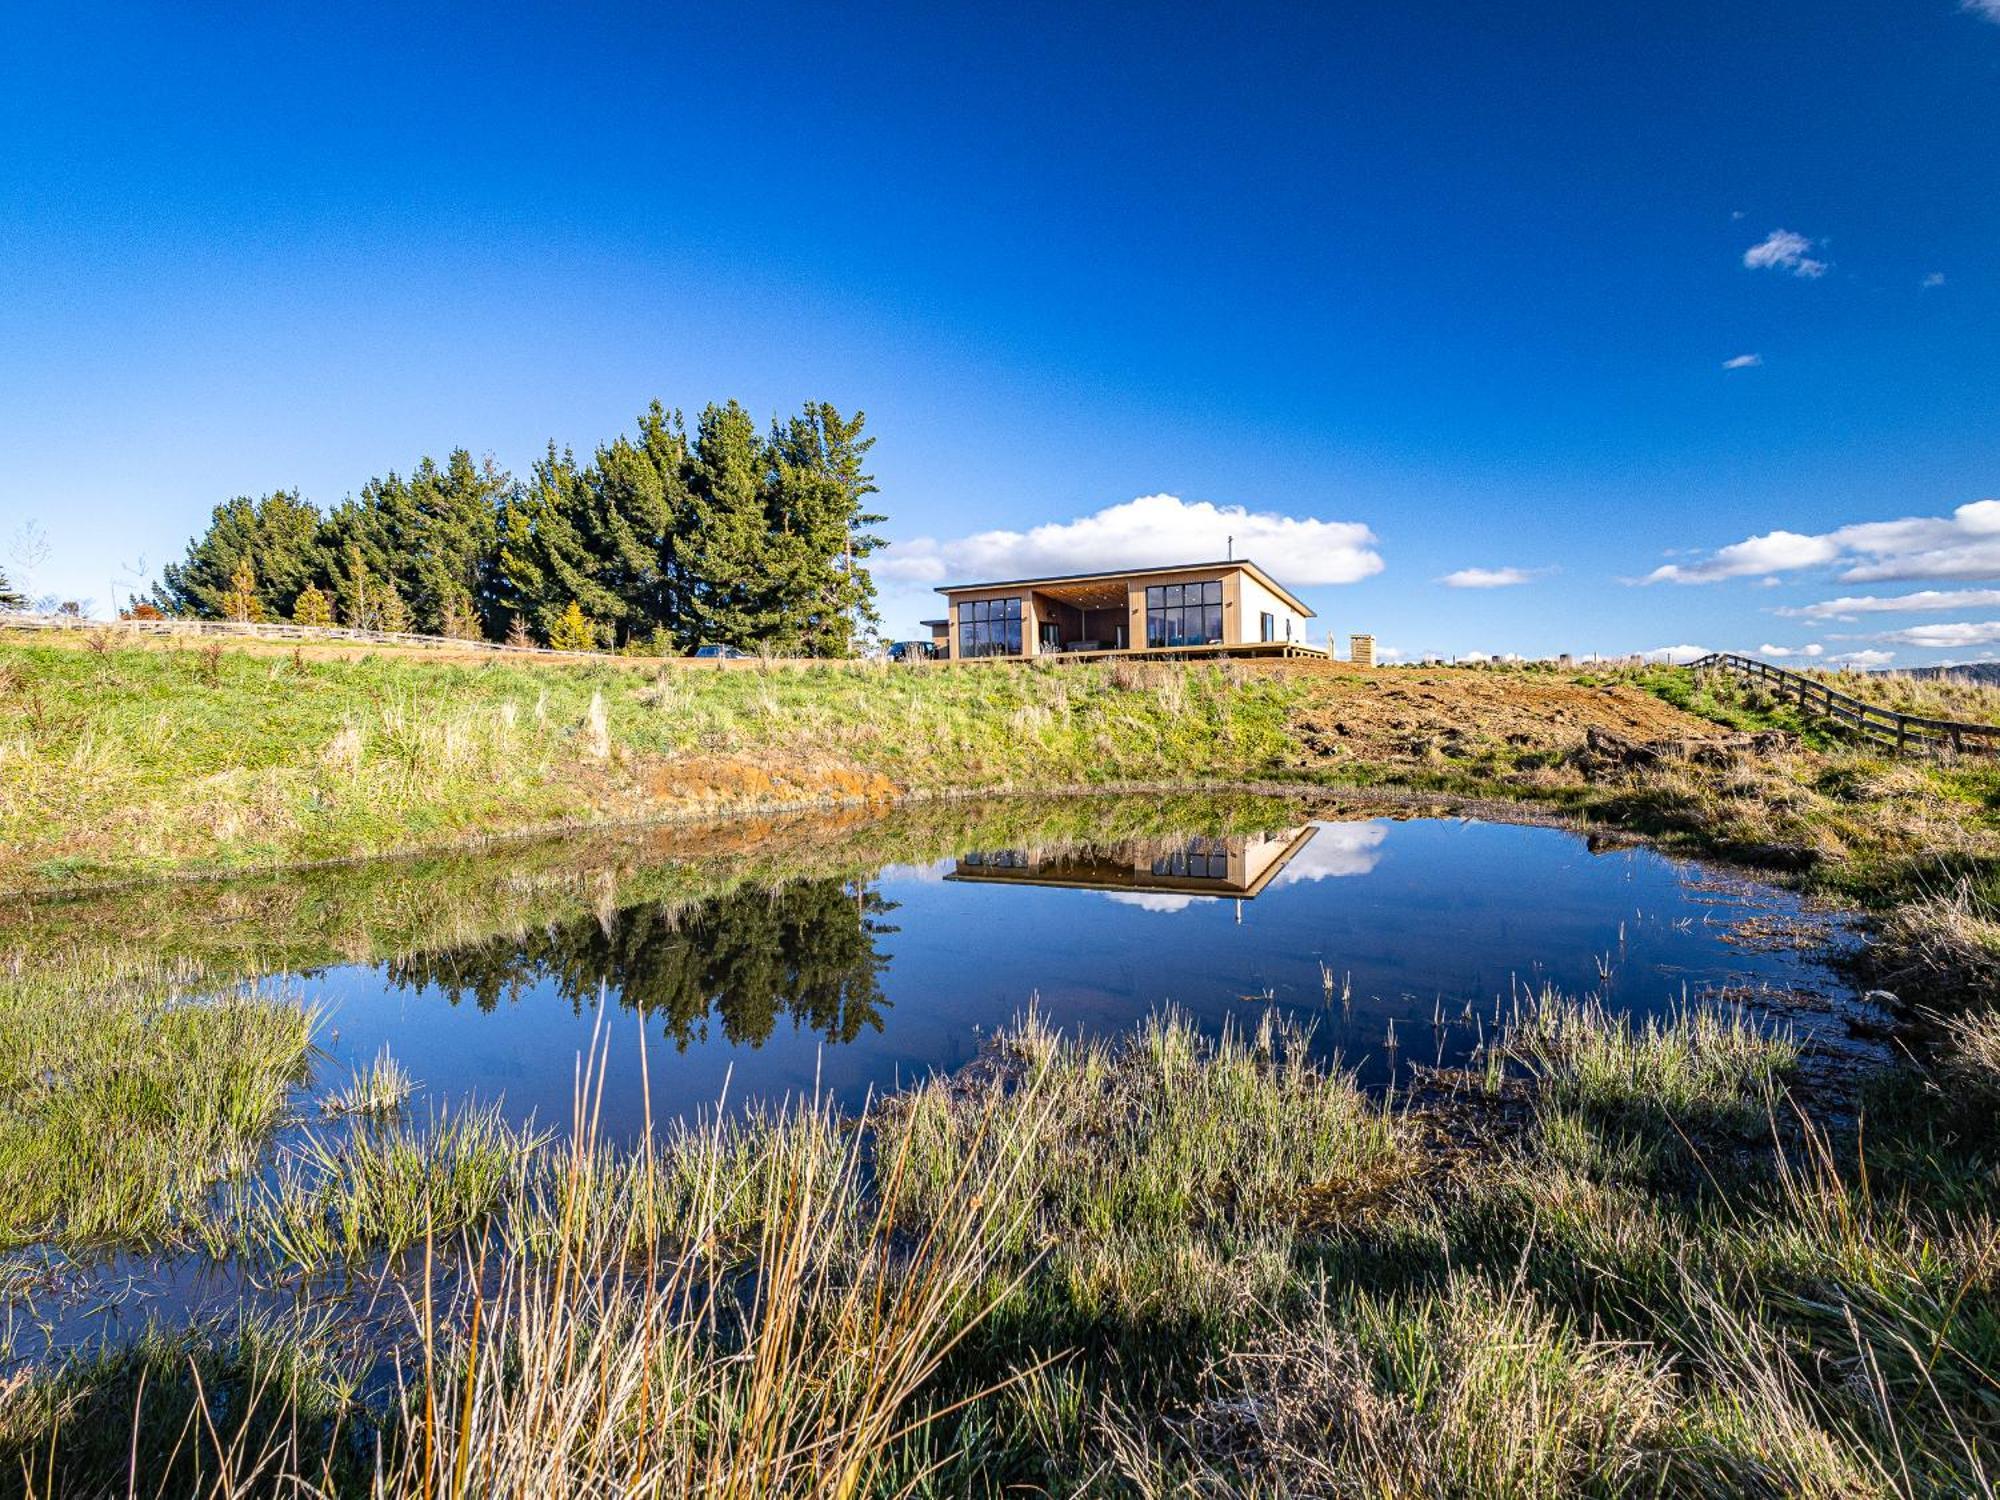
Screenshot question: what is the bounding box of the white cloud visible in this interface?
[1644,530,1840,583]
[875,493,1383,588]
[1756,643,1824,659]
[1102,892,1201,913]
[1742,229,1828,279]
[1643,499,2000,586]
[1922,271,1947,288]
[1722,354,1763,370]
[1966,0,2000,24]
[1438,565,1551,589]
[1777,588,2000,621]
[1271,822,1389,885]
[1826,649,1895,668]
[1871,621,2000,650]
[877,857,957,884]
[1646,644,1713,664]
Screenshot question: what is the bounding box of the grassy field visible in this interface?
[0,1000,1993,1496]
[0,632,1307,889]
[5,635,2000,1494]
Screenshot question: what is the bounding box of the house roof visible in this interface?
[934,559,1314,617]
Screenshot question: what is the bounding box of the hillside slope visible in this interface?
[1,631,1725,890]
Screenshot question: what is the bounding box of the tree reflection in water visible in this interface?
[384,879,898,1049]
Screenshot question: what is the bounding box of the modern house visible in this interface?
[932,559,1320,660]
[947,825,1321,901]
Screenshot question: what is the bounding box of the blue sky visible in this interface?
[2,0,1996,663]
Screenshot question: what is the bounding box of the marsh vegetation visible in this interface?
[3,655,2000,1495]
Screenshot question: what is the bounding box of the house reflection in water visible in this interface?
[947,826,1320,901]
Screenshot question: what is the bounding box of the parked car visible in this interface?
[691,643,750,660]
[888,640,938,662]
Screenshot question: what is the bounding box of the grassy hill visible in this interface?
[10,629,2000,911]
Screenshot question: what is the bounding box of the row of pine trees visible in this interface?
[149,400,885,656]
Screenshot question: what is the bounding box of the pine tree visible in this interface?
[154,492,325,619]
[767,404,883,657]
[587,403,691,646]
[372,581,412,634]
[145,396,890,654]
[0,567,22,611]
[495,446,623,643]
[220,557,264,622]
[291,582,334,627]
[546,600,600,652]
[334,544,376,629]
[684,401,773,648]
[404,450,508,637]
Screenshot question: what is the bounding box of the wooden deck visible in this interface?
[947,640,1330,665]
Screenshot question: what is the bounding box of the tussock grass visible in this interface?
[889,1008,1412,1247]
[1939,1009,2000,1104]
[1508,992,1798,1131]
[0,637,1308,889]
[1158,1274,1675,1497]
[3,996,1999,1495]
[237,1103,535,1270]
[2,1025,1056,1499]
[321,1046,416,1118]
[0,953,314,1251]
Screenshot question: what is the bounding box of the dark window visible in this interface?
[1150,837,1231,881]
[1260,611,1275,642]
[1144,579,1223,647]
[958,597,1022,657]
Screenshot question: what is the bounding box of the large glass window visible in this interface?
[958,597,1022,657]
[1144,579,1223,647]
[1151,837,1231,881]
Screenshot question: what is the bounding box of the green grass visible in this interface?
[1,993,1997,1496]
[7,650,2000,1493]
[0,953,315,1251]
[0,636,1309,889]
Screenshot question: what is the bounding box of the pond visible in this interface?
[3,791,1861,1361]
[276,799,1847,1137]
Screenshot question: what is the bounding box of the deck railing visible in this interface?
[1689,652,2000,756]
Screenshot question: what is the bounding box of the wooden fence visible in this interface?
[0,614,801,669]
[1690,652,2000,756]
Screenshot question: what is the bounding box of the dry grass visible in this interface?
[1154,1275,1675,1498]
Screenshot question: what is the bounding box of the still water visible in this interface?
[294,808,1847,1137]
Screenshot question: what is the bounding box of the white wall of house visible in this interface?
[1235,573,1310,646]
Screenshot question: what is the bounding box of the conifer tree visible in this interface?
[546,600,600,652]
[683,401,773,647]
[587,403,691,646]
[768,404,883,656]
[495,446,623,642]
[220,557,263,622]
[0,567,22,611]
[291,581,333,627]
[155,492,324,618]
[148,396,887,654]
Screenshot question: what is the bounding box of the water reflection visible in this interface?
[288,811,1855,1134]
[386,880,899,1049]
[951,825,1323,902]
[0,797,1854,1143]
